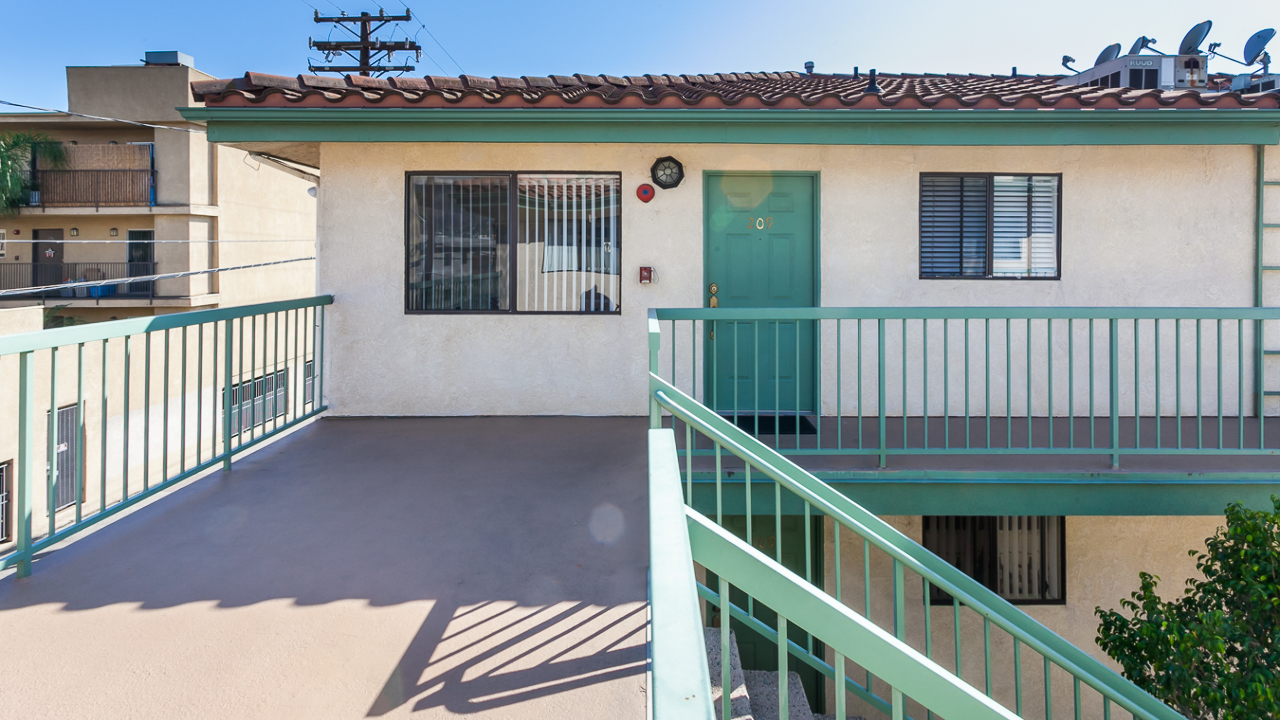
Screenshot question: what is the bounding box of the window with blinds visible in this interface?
[516,175,621,312]
[920,173,1061,280]
[407,175,511,311]
[406,172,621,313]
[923,515,1065,604]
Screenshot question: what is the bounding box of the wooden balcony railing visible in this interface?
[29,169,156,208]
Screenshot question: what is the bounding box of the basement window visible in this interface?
[922,516,1066,604]
[229,370,288,436]
[0,461,8,543]
[406,172,622,314]
[920,173,1061,280]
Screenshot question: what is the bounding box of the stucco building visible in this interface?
[171,65,1280,718]
[2,54,1279,719]
[0,52,317,324]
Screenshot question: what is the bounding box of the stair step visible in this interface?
[743,670,814,720]
[813,716,870,720]
[705,629,753,720]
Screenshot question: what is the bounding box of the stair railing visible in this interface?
[647,312,1186,720]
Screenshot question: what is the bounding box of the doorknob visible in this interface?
[709,296,719,308]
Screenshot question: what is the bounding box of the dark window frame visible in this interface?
[918,172,1063,281]
[922,515,1068,606]
[399,169,619,315]
[403,170,624,315]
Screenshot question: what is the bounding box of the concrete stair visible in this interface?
[704,628,833,720]
[704,628,753,720]
[703,627,870,720]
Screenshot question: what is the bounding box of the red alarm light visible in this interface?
[636,184,655,203]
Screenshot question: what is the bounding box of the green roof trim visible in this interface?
[180,107,1280,146]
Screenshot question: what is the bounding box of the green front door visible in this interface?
[704,173,816,417]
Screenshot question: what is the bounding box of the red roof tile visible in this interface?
[190,71,1280,110]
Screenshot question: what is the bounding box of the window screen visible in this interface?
[923,515,1065,604]
[407,175,510,311]
[921,175,989,278]
[920,174,1060,279]
[303,360,315,406]
[0,462,8,543]
[407,173,621,313]
[229,370,288,436]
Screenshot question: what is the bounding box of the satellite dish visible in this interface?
[1244,28,1276,65]
[1179,20,1212,55]
[1128,36,1156,56]
[1095,43,1122,66]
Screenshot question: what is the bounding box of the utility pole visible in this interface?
[308,9,421,76]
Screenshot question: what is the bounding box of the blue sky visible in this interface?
[2,0,1277,111]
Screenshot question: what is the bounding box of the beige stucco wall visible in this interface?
[820,515,1223,719]
[213,145,317,308]
[67,65,211,125]
[318,142,1260,417]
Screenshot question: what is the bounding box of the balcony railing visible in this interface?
[0,262,156,298]
[647,317,1186,719]
[28,143,156,208]
[0,295,331,578]
[29,169,156,208]
[649,307,1280,468]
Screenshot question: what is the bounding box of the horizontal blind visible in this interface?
[921,175,988,277]
[407,176,510,311]
[992,175,1059,278]
[516,174,620,312]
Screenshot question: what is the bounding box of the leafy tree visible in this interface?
[0,132,67,215]
[1096,497,1280,719]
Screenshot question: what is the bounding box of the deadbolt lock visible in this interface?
[708,283,718,295]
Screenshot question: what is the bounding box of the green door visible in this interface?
[705,173,816,418]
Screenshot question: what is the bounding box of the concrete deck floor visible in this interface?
[0,417,650,720]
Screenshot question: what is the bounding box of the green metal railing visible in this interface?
[648,313,1186,720]
[652,307,1280,468]
[0,295,332,577]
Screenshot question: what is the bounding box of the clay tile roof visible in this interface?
[426,76,464,91]
[297,74,343,89]
[460,75,497,90]
[190,70,1280,110]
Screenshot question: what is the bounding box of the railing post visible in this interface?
[1109,318,1120,468]
[15,351,35,578]
[222,318,233,471]
[648,311,661,429]
[878,319,887,468]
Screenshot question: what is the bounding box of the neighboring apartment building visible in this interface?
[0,52,317,323]
[180,58,1280,719]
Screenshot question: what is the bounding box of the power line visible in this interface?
[0,100,206,134]
[1,239,316,244]
[0,257,316,298]
[399,1,463,74]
